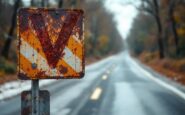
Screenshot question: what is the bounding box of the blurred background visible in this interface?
[1,0,185,115]
[1,0,185,85]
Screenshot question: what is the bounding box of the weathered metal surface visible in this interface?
[17,8,84,79]
[21,90,50,115]
[31,80,39,115]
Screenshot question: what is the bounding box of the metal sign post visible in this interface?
[18,8,84,115]
[32,80,39,115]
[21,89,50,115]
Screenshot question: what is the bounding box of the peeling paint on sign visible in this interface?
[17,8,84,79]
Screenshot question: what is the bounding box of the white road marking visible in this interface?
[102,75,108,80]
[90,87,102,100]
[128,55,185,100]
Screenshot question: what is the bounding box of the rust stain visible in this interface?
[31,63,37,69]
[29,9,81,68]
[18,73,29,80]
[36,71,46,77]
[18,9,29,33]
[59,65,68,74]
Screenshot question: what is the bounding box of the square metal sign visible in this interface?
[17,8,84,79]
[21,90,50,115]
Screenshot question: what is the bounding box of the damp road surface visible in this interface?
[1,51,185,115]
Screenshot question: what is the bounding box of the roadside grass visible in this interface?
[139,51,185,85]
[0,57,17,84]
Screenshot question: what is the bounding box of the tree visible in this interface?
[167,0,184,55]
[58,0,63,8]
[125,0,165,58]
[1,0,21,58]
[127,13,157,55]
[41,0,49,7]
[70,0,76,8]
[31,0,37,7]
[140,0,165,58]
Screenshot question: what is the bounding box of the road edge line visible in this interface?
[130,56,185,100]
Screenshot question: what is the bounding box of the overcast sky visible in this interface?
[104,0,138,39]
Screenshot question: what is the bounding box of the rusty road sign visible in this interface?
[17,8,84,79]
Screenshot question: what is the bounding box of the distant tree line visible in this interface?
[127,0,185,59]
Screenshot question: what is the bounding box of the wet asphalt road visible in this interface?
[0,51,185,115]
